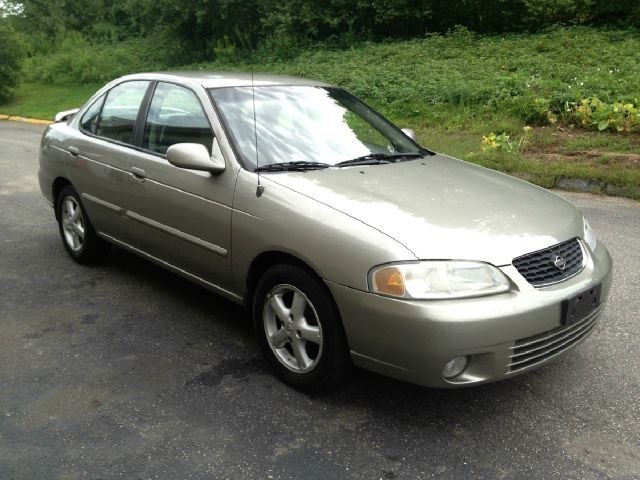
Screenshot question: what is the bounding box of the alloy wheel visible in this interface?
[61,196,85,251]
[263,284,323,373]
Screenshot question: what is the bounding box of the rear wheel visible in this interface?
[56,185,110,264]
[253,264,353,391]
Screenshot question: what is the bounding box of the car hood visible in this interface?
[264,154,584,266]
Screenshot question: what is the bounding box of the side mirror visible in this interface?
[167,142,226,174]
[54,108,80,123]
[401,128,417,141]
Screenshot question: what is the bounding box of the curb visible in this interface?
[0,114,53,125]
[555,176,639,200]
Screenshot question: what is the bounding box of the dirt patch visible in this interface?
[536,151,640,170]
[525,127,640,169]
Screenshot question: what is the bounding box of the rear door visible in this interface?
[122,81,238,294]
[66,80,152,242]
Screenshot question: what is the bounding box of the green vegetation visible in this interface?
[5,0,639,68]
[21,36,165,85]
[1,0,638,198]
[13,27,640,133]
[0,22,23,102]
[7,28,639,129]
[406,124,639,199]
[205,27,640,131]
[0,82,100,119]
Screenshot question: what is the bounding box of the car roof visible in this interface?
[116,71,333,89]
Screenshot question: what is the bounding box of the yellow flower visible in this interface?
[481,133,499,150]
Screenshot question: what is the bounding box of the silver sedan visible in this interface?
[38,72,613,391]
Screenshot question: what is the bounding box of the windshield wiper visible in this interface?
[254,152,426,172]
[335,152,423,167]
[254,161,330,172]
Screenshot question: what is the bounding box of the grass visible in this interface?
[0,82,100,120]
[1,27,638,198]
[563,134,640,153]
[424,126,640,198]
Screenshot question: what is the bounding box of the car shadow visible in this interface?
[103,244,251,328]
[95,244,556,419]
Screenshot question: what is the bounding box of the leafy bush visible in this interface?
[0,23,23,103]
[21,33,168,84]
[572,98,640,132]
[521,0,594,25]
[9,0,640,69]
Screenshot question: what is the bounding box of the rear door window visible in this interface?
[142,82,213,155]
[95,81,150,144]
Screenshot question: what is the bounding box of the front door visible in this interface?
[122,81,238,295]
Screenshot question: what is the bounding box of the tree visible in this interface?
[0,21,23,102]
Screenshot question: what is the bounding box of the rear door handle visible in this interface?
[68,146,79,156]
[130,167,146,181]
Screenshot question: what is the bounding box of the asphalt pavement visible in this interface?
[1,121,639,479]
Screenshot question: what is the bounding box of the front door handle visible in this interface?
[68,146,79,156]
[130,167,146,181]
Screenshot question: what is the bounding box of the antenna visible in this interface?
[250,17,264,197]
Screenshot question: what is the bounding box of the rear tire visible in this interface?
[56,185,110,264]
[253,264,353,392]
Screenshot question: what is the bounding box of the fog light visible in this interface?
[442,356,468,379]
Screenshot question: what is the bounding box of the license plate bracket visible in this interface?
[561,284,602,326]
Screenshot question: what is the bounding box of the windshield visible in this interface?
[209,86,423,170]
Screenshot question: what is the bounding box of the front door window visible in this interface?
[142,82,214,155]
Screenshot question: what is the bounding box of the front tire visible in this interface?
[253,264,353,392]
[56,185,110,264]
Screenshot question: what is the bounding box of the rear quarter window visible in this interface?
[79,94,105,134]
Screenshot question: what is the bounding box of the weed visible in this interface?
[481,127,532,153]
[572,98,640,132]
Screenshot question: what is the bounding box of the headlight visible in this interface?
[370,261,510,299]
[583,216,597,251]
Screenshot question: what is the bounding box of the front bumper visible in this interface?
[327,241,613,388]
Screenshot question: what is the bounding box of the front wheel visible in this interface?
[56,185,110,264]
[253,264,353,391]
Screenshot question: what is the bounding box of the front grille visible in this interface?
[507,308,601,373]
[513,238,584,286]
